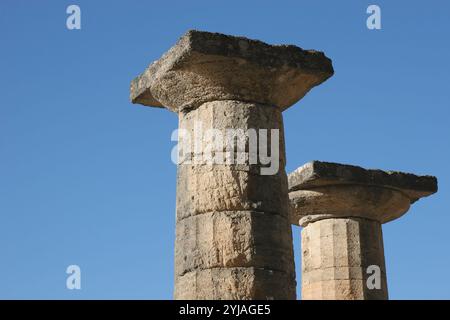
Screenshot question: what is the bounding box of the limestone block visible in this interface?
[174,211,295,276]
[174,267,296,300]
[288,161,437,203]
[301,218,388,300]
[289,185,411,226]
[177,100,286,169]
[288,161,438,226]
[130,30,333,112]
[176,164,289,221]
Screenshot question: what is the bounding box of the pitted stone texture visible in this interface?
[288,161,438,226]
[174,267,296,300]
[129,31,319,300]
[176,100,289,220]
[177,100,286,169]
[289,161,437,300]
[130,30,333,111]
[175,211,295,277]
[289,185,411,226]
[173,99,294,299]
[176,165,289,221]
[301,218,388,300]
[288,161,437,203]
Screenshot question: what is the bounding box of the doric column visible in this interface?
[130,30,333,299]
[288,161,437,300]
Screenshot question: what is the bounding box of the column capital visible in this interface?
[288,161,437,226]
[130,30,333,112]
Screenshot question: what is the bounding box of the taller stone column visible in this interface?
[288,161,437,300]
[130,30,333,299]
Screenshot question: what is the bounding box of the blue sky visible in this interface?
[0,0,449,299]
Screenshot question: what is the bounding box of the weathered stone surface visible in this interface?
[177,100,286,169]
[130,30,333,112]
[172,98,294,299]
[176,100,289,220]
[174,267,296,300]
[302,218,388,300]
[175,211,294,277]
[288,160,437,300]
[177,165,289,221]
[288,161,437,226]
[288,161,437,203]
[131,31,334,300]
[289,185,411,226]
[173,97,294,299]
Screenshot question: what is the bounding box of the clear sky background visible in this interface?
[1,0,449,299]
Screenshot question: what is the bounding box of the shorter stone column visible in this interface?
[288,161,437,300]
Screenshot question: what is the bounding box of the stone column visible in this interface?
[130,30,334,299]
[288,161,437,300]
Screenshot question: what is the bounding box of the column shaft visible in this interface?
[301,217,388,300]
[174,100,296,299]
